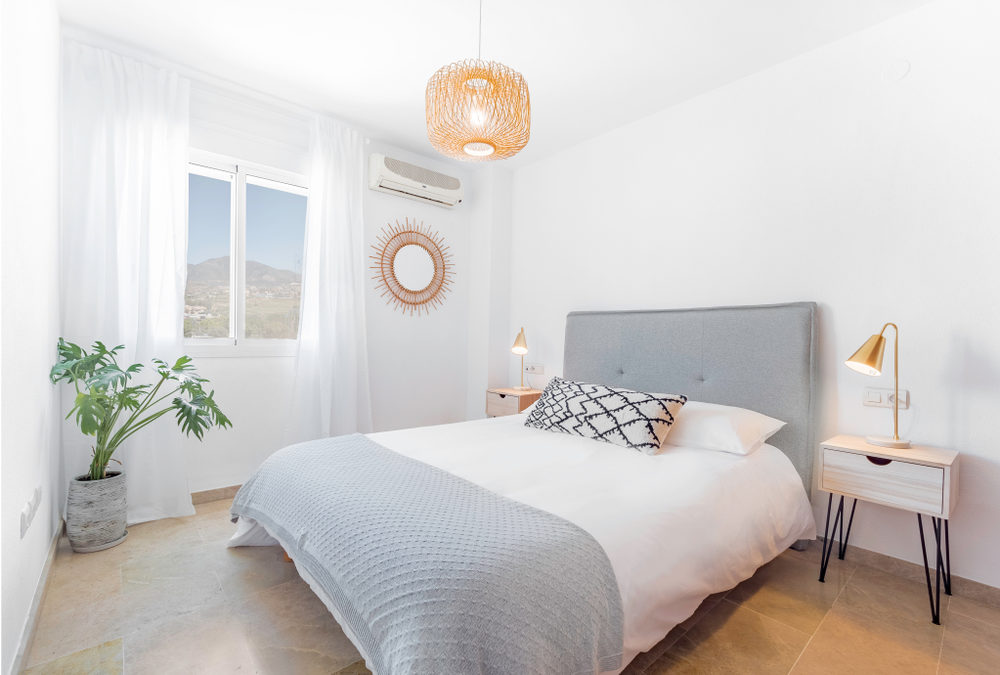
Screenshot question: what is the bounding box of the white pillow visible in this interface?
[663,401,785,455]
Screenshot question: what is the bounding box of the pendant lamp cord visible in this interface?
[478,0,483,60]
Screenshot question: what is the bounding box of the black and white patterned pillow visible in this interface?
[524,377,687,454]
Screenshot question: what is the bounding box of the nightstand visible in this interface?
[486,388,542,417]
[818,434,960,624]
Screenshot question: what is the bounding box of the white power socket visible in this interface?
[863,387,910,409]
[524,363,545,375]
[20,486,42,539]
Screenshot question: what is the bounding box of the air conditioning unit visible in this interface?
[368,153,464,208]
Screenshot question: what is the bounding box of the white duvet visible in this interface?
[232,413,816,671]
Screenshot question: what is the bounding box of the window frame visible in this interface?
[185,150,308,358]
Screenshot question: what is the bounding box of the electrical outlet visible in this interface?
[20,486,42,539]
[524,363,545,375]
[863,387,909,409]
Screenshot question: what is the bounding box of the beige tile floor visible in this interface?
[22,499,1000,674]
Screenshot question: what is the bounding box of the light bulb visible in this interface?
[463,142,495,156]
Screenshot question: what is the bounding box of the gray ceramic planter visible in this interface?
[66,471,128,553]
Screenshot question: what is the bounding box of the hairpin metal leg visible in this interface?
[838,498,857,560]
[941,519,952,596]
[819,493,859,583]
[819,494,837,582]
[917,514,949,624]
[819,493,844,582]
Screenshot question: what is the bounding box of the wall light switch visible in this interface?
[863,387,910,409]
[524,363,545,375]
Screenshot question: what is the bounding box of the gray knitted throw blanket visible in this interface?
[231,433,624,675]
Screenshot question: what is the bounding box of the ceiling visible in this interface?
[57,0,931,167]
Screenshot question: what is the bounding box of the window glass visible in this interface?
[244,177,307,339]
[185,171,233,338]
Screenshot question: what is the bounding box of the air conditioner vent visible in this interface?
[369,154,463,208]
[383,157,460,190]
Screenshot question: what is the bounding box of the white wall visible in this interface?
[182,356,296,492]
[508,0,1000,587]
[0,0,62,671]
[465,166,514,419]
[364,141,479,432]
[183,131,489,490]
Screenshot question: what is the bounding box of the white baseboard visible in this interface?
[818,536,1000,609]
[9,523,62,675]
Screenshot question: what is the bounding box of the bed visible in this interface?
[230,301,819,674]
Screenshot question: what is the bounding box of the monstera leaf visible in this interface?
[71,392,107,436]
[51,339,231,480]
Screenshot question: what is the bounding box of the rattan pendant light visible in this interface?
[426,0,530,161]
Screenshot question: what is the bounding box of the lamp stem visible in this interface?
[893,324,899,441]
[478,0,483,60]
[520,353,524,388]
[879,322,900,441]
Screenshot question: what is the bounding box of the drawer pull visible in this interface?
[866,456,892,466]
[498,394,507,399]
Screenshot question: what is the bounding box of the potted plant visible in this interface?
[50,339,231,552]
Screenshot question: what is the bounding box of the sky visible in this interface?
[188,173,306,273]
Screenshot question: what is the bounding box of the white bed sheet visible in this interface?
[231,414,816,672]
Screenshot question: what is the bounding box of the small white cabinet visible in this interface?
[485,388,542,418]
[817,434,960,625]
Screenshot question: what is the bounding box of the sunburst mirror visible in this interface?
[371,218,454,316]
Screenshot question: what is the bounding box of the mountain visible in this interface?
[246,260,300,286]
[187,256,300,286]
[186,256,230,283]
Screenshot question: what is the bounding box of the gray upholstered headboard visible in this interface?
[563,302,817,493]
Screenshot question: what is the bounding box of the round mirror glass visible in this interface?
[393,244,435,291]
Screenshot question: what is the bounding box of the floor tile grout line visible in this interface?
[118,555,127,672]
[663,649,698,672]
[26,548,130,670]
[946,600,1000,629]
[785,561,858,674]
[719,596,812,639]
[934,593,951,675]
[639,593,728,673]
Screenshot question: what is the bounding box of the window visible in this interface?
[186,167,234,339]
[185,154,307,355]
[244,177,307,339]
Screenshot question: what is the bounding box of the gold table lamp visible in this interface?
[845,322,910,448]
[511,327,528,390]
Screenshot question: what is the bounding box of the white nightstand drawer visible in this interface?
[822,448,944,515]
[486,391,520,417]
[486,388,542,417]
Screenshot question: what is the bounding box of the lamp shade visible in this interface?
[426,59,530,161]
[511,327,528,355]
[845,334,886,377]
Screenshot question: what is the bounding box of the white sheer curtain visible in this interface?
[286,117,372,442]
[60,41,194,522]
